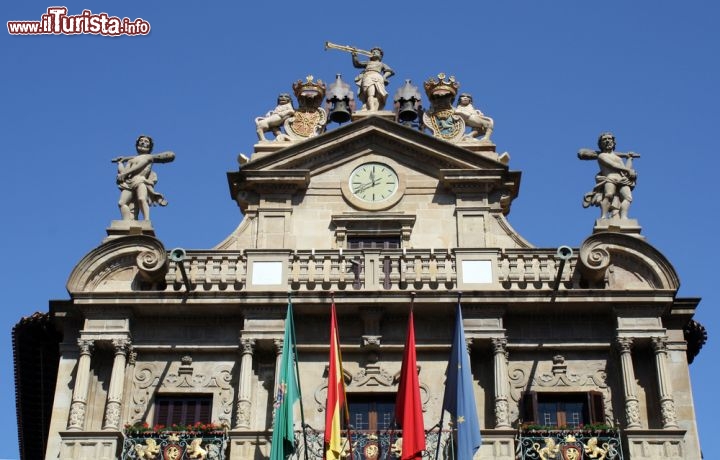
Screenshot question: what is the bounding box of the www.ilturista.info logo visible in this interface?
[7,7,150,36]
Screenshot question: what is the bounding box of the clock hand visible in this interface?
[353,180,375,194]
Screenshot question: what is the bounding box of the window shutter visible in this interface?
[154,395,213,426]
[521,391,538,424]
[197,398,212,423]
[588,391,605,424]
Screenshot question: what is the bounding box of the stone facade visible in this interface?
[20,114,704,459]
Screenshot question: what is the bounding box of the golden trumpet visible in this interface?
[324,41,373,58]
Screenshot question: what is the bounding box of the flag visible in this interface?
[270,301,300,460]
[441,303,482,459]
[395,310,426,459]
[324,302,348,459]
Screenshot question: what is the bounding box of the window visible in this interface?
[347,236,401,249]
[521,391,604,428]
[154,395,212,426]
[348,394,396,431]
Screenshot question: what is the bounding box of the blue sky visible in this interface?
[1,1,718,458]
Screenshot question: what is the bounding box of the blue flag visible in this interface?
[441,304,482,458]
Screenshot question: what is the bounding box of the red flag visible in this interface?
[395,310,425,459]
[324,302,348,459]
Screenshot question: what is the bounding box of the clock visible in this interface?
[349,162,399,203]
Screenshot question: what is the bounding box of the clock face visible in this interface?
[349,162,399,203]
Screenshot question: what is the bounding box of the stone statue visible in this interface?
[255,93,295,142]
[351,47,395,112]
[578,132,639,220]
[454,93,494,142]
[114,135,175,221]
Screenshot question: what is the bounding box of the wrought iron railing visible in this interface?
[517,428,623,460]
[291,426,452,459]
[121,431,228,460]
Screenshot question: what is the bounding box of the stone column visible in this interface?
[103,338,130,430]
[651,336,679,428]
[67,339,94,430]
[235,338,256,429]
[491,337,511,428]
[617,337,641,428]
[273,338,284,398]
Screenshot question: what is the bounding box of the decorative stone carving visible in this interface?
[67,403,86,431]
[625,399,641,428]
[236,399,251,428]
[67,235,170,293]
[104,337,131,430]
[352,364,394,387]
[255,93,295,142]
[136,246,169,283]
[454,93,494,142]
[284,76,328,140]
[578,132,639,220]
[577,233,680,290]
[508,360,613,425]
[350,46,394,112]
[422,73,465,143]
[130,361,234,427]
[114,134,175,221]
[67,338,94,430]
[651,336,679,428]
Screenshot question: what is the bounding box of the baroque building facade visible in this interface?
[14,64,706,460]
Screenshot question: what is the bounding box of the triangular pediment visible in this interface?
[228,115,520,202]
[240,115,509,173]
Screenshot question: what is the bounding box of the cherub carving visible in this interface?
[134,438,160,459]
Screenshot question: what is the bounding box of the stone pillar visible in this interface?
[103,338,130,430]
[491,337,511,428]
[273,338,284,398]
[617,337,641,428]
[235,338,256,429]
[67,339,94,431]
[651,336,679,428]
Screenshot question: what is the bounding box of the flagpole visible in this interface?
[332,291,353,459]
[435,292,461,460]
[289,292,309,460]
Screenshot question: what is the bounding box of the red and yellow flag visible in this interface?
[324,302,348,459]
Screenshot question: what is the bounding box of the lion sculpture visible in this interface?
[134,438,160,459]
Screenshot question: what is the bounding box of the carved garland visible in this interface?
[130,361,234,427]
[507,363,613,425]
[313,364,431,412]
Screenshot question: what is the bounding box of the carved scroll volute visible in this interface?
[578,238,611,282]
[136,246,169,282]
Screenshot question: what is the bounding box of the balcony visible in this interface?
[121,429,228,460]
[293,427,451,459]
[160,248,575,293]
[517,426,624,460]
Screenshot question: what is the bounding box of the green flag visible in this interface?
[270,301,300,460]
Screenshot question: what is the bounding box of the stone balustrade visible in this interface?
[162,248,576,293]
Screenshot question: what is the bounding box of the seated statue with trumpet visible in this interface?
[325,42,395,112]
